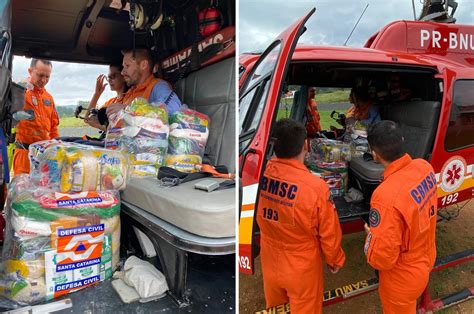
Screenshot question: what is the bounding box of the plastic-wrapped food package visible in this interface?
[0,183,121,305]
[165,109,210,173]
[29,141,70,189]
[351,139,369,158]
[59,146,128,192]
[310,138,351,163]
[29,141,128,192]
[104,127,122,151]
[105,98,169,177]
[306,161,349,197]
[164,155,203,172]
[8,174,33,201]
[349,121,369,158]
[28,140,61,175]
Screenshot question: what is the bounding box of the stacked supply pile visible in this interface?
[0,143,127,306]
[106,98,169,177]
[347,121,369,158]
[165,109,210,173]
[306,138,350,197]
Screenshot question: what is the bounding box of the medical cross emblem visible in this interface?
[440,157,466,193]
[446,164,461,186]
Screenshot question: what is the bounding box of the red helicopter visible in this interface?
[239,0,473,312]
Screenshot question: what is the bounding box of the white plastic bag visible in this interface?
[114,256,168,299]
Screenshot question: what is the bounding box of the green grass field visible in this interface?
[277,89,349,128]
[281,89,350,104]
[58,116,88,128]
[277,109,341,129]
[315,90,350,103]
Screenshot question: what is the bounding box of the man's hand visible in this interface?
[95,74,107,96]
[106,103,127,127]
[328,264,341,274]
[84,115,105,131]
[106,103,127,118]
[364,223,371,234]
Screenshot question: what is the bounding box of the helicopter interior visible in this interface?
[282,61,442,218]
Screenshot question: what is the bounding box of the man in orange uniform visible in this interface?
[13,59,59,175]
[306,87,321,137]
[364,120,437,314]
[106,48,181,119]
[257,119,345,313]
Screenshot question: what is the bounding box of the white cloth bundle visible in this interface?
[114,256,168,299]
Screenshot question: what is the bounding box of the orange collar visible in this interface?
[32,85,45,94]
[130,75,155,93]
[383,153,412,180]
[273,157,309,172]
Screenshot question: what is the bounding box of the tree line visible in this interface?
[56,101,89,118]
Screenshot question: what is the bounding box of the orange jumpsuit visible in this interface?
[13,86,59,175]
[306,99,321,137]
[257,157,345,313]
[364,154,437,314]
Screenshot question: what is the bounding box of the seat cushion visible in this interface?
[349,156,384,182]
[121,177,235,238]
[174,57,235,172]
[383,100,440,158]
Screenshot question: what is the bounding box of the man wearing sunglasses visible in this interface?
[13,59,59,175]
[364,120,437,314]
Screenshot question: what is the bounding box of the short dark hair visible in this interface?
[30,59,52,68]
[352,86,370,102]
[273,119,307,158]
[367,120,405,162]
[110,62,123,71]
[121,48,153,68]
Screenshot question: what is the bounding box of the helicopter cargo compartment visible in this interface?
[283,61,441,221]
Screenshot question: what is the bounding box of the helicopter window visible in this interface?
[445,80,474,151]
[277,85,305,121]
[283,86,352,128]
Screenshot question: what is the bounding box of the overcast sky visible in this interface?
[12,56,116,107]
[239,0,474,53]
[11,0,474,106]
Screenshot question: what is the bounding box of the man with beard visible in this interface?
[106,48,182,118]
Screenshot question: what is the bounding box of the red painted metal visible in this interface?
[241,26,474,208]
[239,9,316,274]
[432,255,474,272]
[418,286,474,313]
[239,11,474,310]
[239,53,259,88]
